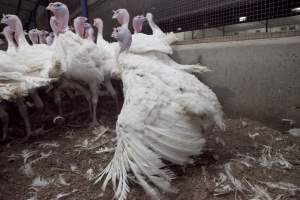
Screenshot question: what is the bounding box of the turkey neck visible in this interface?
[147,16,160,32]
[50,16,59,36]
[29,33,39,44]
[11,18,29,48]
[120,10,130,29]
[3,27,17,51]
[147,14,164,36]
[53,9,69,34]
[95,23,104,40]
[86,28,95,42]
[74,21,85,38]
[133,21,143,34]
[38,33,46,44]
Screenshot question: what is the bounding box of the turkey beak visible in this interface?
[112,10,117,19]
[46,4,52,11]
[1,15,6,24]
[141,16,147,22]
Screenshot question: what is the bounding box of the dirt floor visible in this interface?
[0,96,300,200]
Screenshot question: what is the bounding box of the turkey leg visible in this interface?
[0,106,9,142]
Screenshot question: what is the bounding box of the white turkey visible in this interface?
[143,13,211,75]
[112,9,173,54]
[145,13,178,45]
[114,9,210,75]
[95,22,225,200]
[44,14,94,121]
[93,18,121,80]
[0,64,52,141]
[73,16,120,112]
[1,14,56,78]
[1,16,56,141]
[47,2,106,125]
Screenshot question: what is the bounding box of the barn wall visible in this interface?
[171,36,300,127]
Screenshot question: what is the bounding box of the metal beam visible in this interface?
[26,0,44,29]
[16,0,23,15]
[71,0,105,19]
[80,0,89,18]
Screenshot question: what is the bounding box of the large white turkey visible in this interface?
[1,15,57,141]
[0,71,52,142]
[145,13,178,45]
[112,9,173,55]
[73,16,120,111]
[1,14,56,78]
[44,14,94,121]
[95,20,225,200]
[47,2,107,125]
[112,10,210,76]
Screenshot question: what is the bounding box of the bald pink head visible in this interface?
[28,29,40,44]
[46,2,69,33]
[1,14,23,33]
[133,15,146,34]
[74,16,87,38]
[112,9,130,27]
[1,14,26,47]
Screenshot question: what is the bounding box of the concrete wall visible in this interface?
[172,36,300,128]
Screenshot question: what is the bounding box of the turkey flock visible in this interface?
[0,2,225,200]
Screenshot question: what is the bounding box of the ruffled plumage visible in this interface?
[96,49,225,199]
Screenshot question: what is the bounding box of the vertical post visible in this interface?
[80,0,89,18]
[16,0,22,15]
[222,26,225,37]
[46,0,51,31]
[265,19,269,32]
